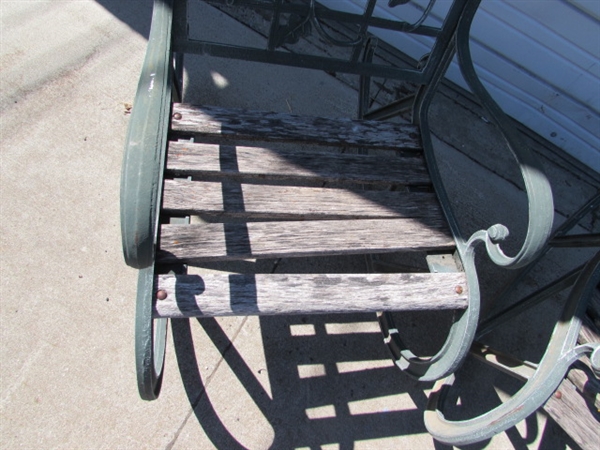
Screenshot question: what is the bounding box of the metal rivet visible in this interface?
[173,112,182,120]
[455,285,464,295]
[554,391,562,399]
[156,290,168,300]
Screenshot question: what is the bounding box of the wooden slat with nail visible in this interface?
[170,103,422,150]
[166,141,430,185]
[162,179,443,220]
[158,218,454,263]
[153,272,468,318]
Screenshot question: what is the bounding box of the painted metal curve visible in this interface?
[120,0,174,400]
[377,0,483,382]
[457,0,554,269]
[136,266,168,401]
[379,244,480,381]
[424,251,600,446]
[120,0,173,269]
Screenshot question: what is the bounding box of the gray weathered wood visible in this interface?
[162,179,444,220]
[565,365,600,410]
[158,219,454,263]
[166,141,430,185]
[579,315,599,345]
[171,103,421,150]
[544,377,600,450]
[541,312,600,449]
[153,272,468,318]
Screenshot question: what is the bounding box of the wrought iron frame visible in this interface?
[120,0,562,442]
[423,192,599,445]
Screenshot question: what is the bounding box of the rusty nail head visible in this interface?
[554,391,562,399]
[156,290,168,300]
[173,112,182,120]
[455,285,464,295]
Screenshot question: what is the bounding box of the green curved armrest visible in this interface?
[120,0,174,269]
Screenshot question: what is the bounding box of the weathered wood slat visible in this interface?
[166,141,430,185]
[544,377,600,450]
[579,315,599,345]
[162,179,444,220]
[158,219,454,263]
[543,315,600,448]
[171,103,422,150]
[565,365,600,410]
[153,272,468,318]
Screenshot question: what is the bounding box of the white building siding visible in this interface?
[321,0,600,172]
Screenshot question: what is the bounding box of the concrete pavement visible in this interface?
[1,1,598,449]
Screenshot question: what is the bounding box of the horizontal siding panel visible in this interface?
[484,1,599,78]
[467,41,600,137]
[473,64,600,170]
[506,0,599,57]
[472,7,599,110]
[320,0,600,172]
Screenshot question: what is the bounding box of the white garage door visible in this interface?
[320,0,600,172]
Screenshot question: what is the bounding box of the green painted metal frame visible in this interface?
[424,193,600,444]
[425,251,600,445]
[120,0,556,413]
[120,0,174,399]
[377,0,554,384]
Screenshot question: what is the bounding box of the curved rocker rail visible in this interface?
[120,0,174,399]
[121,0,173,270]
[424,252,600,446]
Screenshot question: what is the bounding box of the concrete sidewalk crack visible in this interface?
[164,316,250,450]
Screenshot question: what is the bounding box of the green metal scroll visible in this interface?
[425,252,600,446]
[457,0,554,269]
[136,265,168,400]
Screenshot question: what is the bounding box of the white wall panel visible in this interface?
[320,0,600,172]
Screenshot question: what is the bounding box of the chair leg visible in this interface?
[135,265,168,401]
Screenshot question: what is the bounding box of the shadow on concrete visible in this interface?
[172,316,431,448]
[94,0,154,39]
[171,313,578,449]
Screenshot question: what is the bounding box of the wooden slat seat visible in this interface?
[171,103,422,150]
[153,273,468,318]
[123,0,493,403]
[166,141,430,185]
[158,219,454,263]
[154,103,461,317]
[162,180,443,220]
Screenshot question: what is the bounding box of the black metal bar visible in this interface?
[420,0,468,85]
[173,0,188,42]
[350,0,377,62]
[267,0,283,51]
[549,233,600,248]
[364,94,415,120]
[358,37,377,119]
[476,264,585,339]
[205,0,441,37]
[174,38,426,81]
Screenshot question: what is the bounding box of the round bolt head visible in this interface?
[156,290,168,300]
